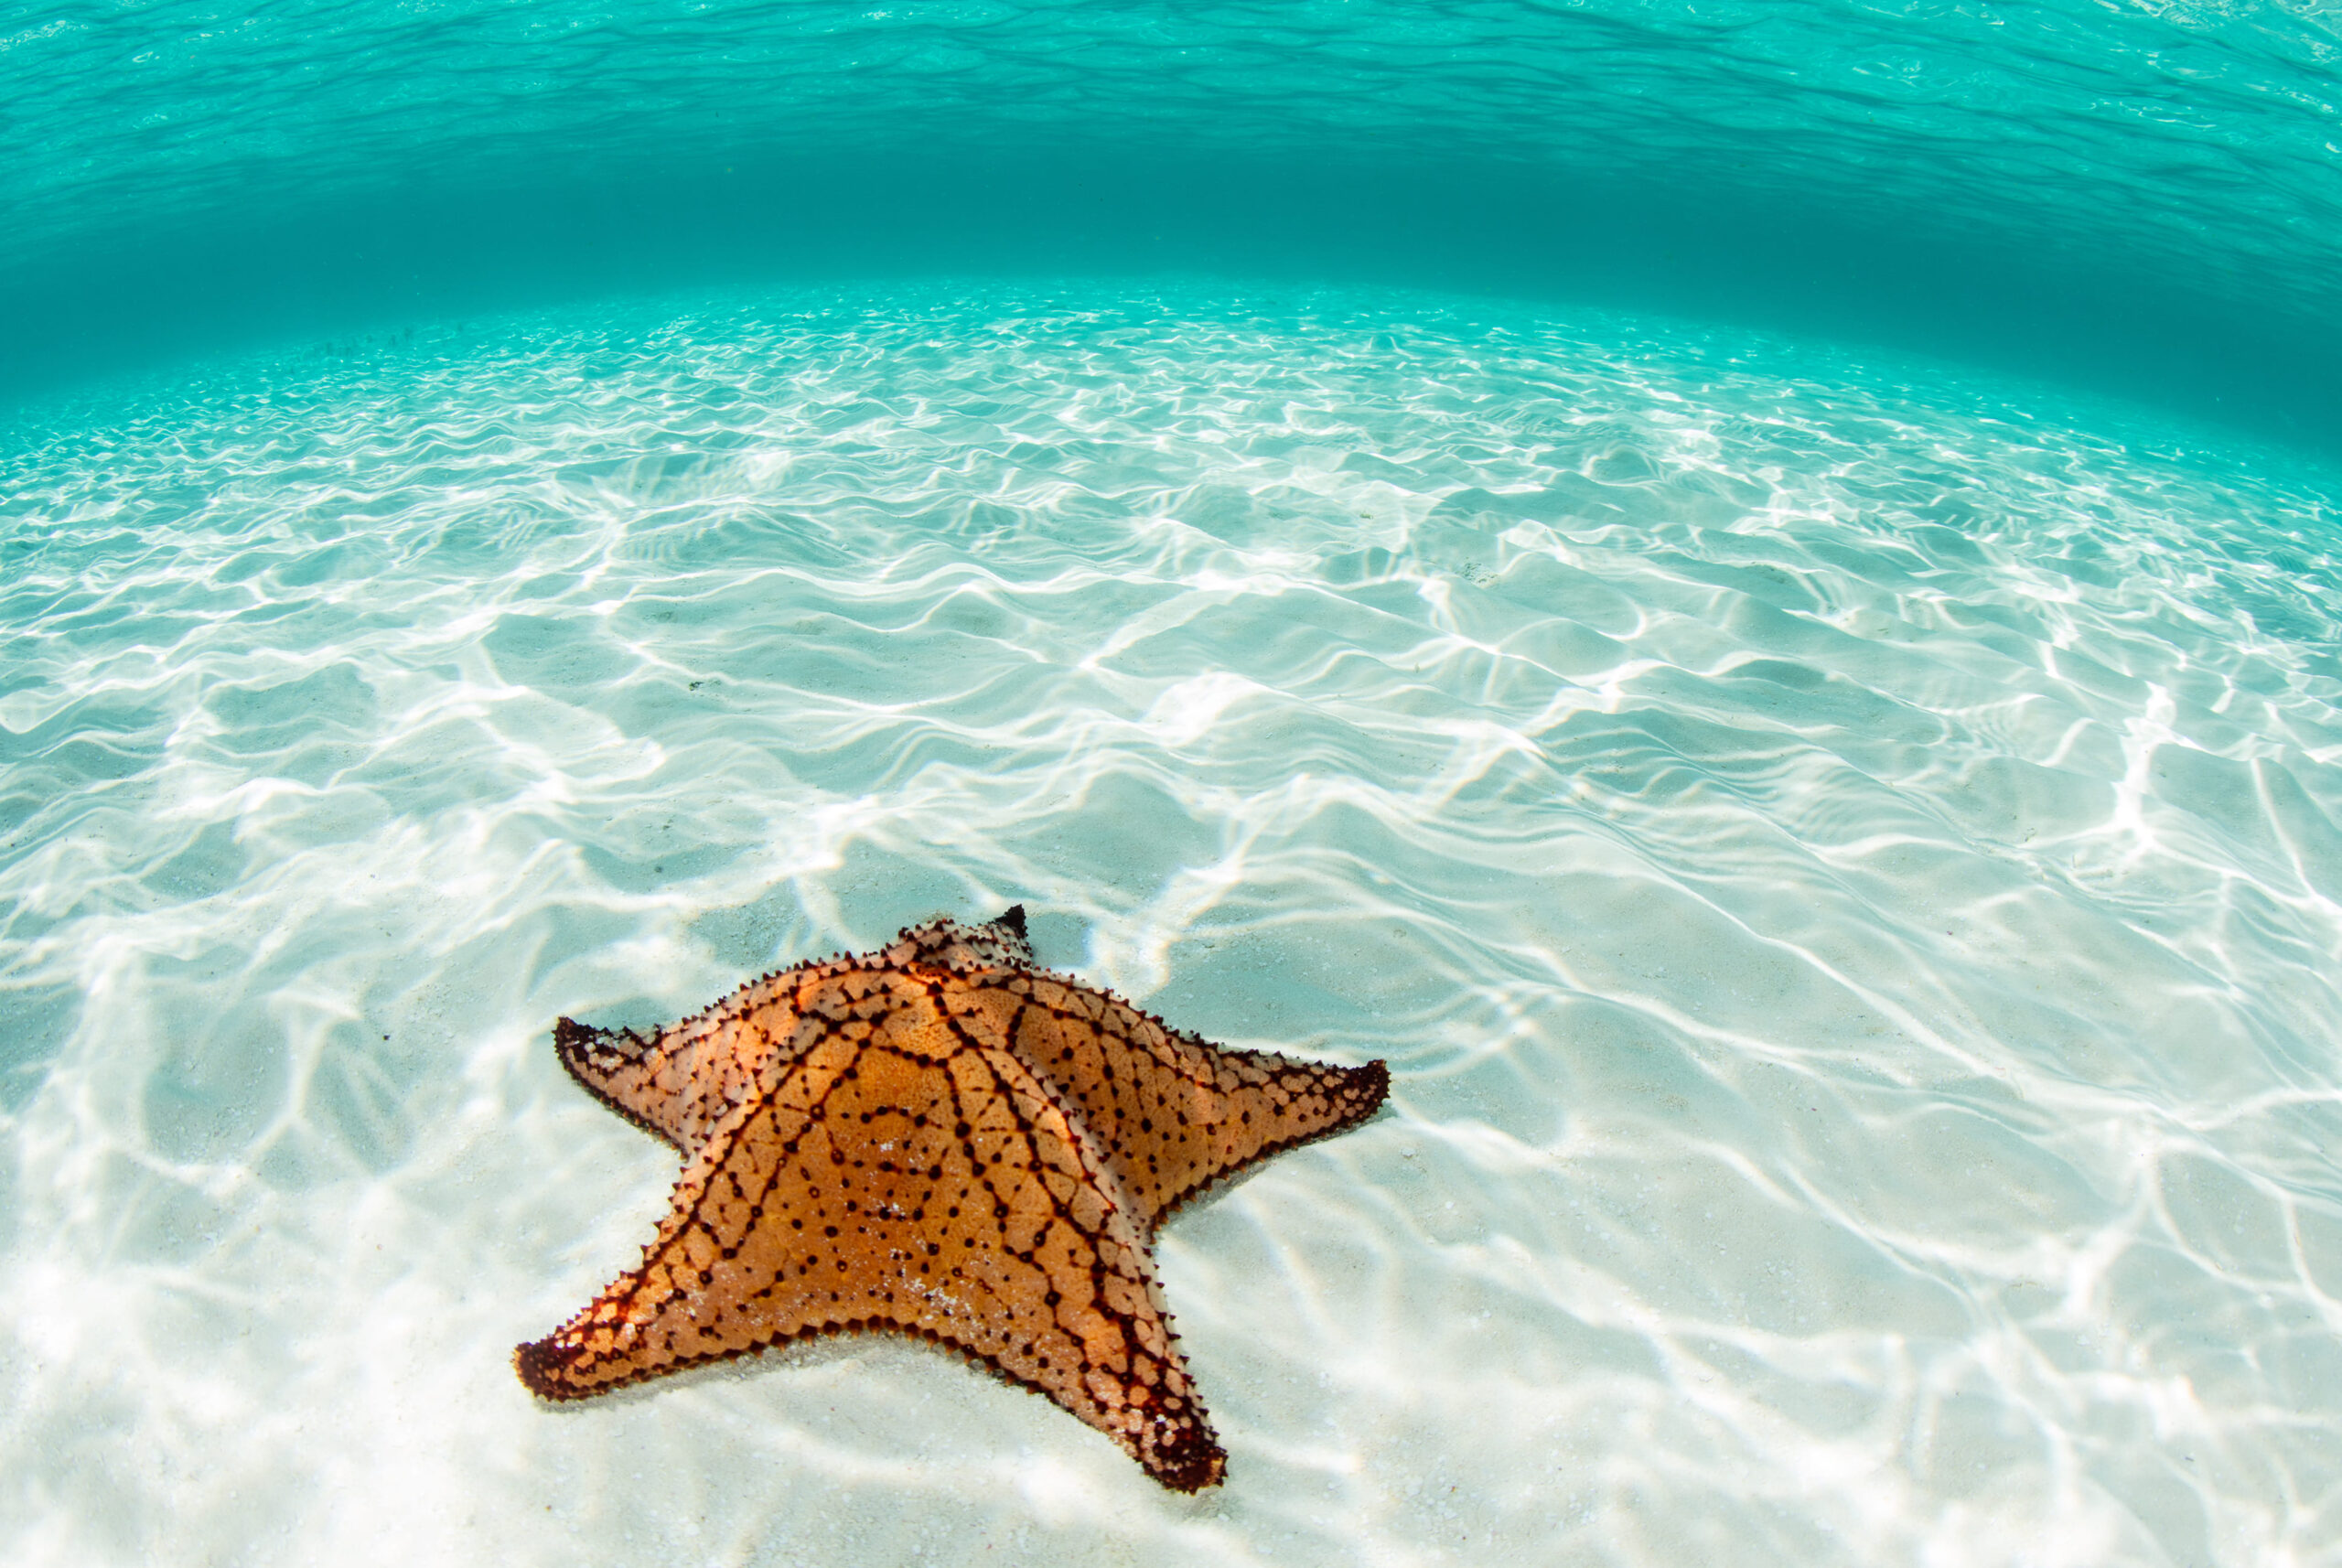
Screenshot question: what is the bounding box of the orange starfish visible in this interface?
[515,905,1388,1491]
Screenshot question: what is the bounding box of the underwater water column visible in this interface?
[2,6,2340,1568]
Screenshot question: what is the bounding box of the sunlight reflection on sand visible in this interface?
[2,284,2338,1566]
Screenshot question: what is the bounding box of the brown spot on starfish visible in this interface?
[515,904,1388,1492]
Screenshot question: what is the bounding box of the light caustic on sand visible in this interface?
[2,287,2339,1567]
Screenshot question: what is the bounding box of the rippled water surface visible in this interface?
[5,286,2342,1565]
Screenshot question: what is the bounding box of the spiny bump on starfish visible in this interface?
[517,904,1389,1492]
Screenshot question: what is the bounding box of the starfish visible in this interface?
[515,905,1389,1491]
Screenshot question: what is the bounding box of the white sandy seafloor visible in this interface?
[2,283,2340,1567]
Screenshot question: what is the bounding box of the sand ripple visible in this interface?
[3,285,2340,1566]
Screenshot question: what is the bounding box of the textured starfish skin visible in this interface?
[515,906,1389,1492]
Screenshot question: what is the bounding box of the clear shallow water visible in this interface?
[12,0,2337,296]
[6,0,2342,446]
[4,285,2340,1565]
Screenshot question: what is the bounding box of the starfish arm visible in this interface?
[961,974,1390,1227]
[549,1015,697,1153]
[886,904,1035,972]
[518,1025,1226,1491]
[552,970,865,1155]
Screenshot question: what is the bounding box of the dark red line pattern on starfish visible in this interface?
[518,908,1385,1492]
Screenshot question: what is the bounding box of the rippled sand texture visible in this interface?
[4,288,2341,1567]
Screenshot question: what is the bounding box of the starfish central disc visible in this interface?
[516,905,1390,1492]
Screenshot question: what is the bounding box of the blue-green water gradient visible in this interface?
[3,0,2340,451]
[6,7,2342,1568]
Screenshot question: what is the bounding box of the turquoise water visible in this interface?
[5,8,2342,1568]
[6,0,2342,446]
